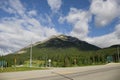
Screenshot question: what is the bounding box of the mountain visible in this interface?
[35,35,100,51]
[16,35,100,54]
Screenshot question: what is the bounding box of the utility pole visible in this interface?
[45,52,47,67]
[0,49,3,70]
[14,55,16,70]
[30,40,32,67]
[117,46,120,62]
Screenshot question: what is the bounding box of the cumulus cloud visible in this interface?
[0,0,25,16]
[114,24,120,39]
[82,0,120,47]
[85,24,120,48]
[47,0,62,13]
[59,8,91,39]
[0,0,60,55]
[28,10,37,17]
[59,6,120,48]
[90,0,120,26]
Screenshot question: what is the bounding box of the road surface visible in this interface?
[0,63,120,80]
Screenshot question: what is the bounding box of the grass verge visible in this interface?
[0,67,47,73]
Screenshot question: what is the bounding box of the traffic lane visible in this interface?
[23,66,120,80]
[73,68,120,80]
[65,66,120,78]
[53,66,120,80]
[0,70,54,80]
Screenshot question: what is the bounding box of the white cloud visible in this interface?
[0,0,60,55]
[28,10,37,17]
[47,0,62,13]
[9,0,25,15]
[59,6,120,48]
[59,8,91,39]
[0,0,25,16]
[58,16,65,24]
[0,18,59,55]
[38,14,55,28]
[114,24,120,39]
[83,0,120,47]
[85,24,120,48]
[90,0,120,26]
[0,16,59,55]
[0,1,13,13]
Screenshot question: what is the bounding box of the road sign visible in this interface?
[48,59,51,67]
[107,56,113,63]
[48,59,51,63]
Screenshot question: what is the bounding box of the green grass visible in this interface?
[0,67,46,73]
[23,60,45,67]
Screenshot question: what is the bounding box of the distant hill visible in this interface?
[109,45,120,48]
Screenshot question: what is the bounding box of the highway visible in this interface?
[0,63,120,80]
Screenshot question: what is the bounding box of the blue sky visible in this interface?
[0,0,120,55]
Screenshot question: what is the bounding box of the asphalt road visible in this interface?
[0,63,120,80]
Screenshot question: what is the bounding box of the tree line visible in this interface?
[0,47,119,67]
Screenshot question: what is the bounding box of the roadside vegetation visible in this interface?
[0,45,119,68]
[0,67,46,73]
